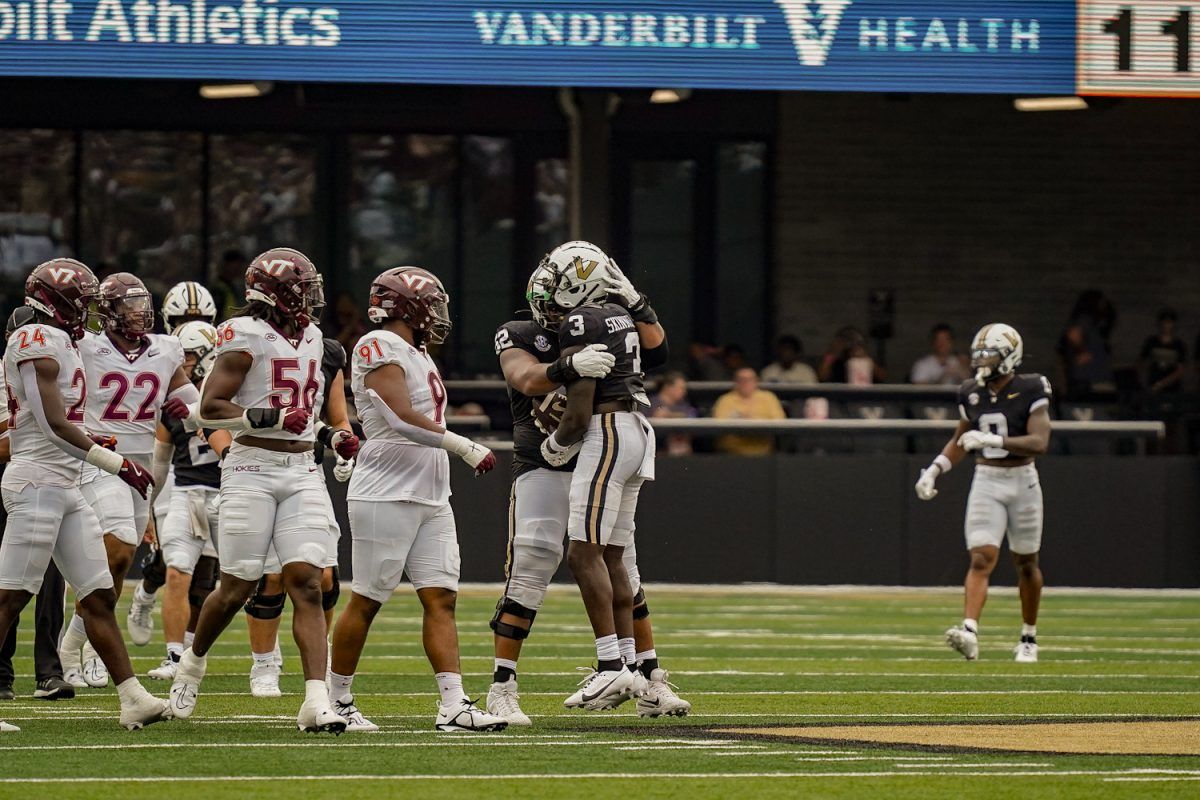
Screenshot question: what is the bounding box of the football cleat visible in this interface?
[250,662,282,698]
[148,658,179,681]
[945,626,980,661]
[1014,641,1039,663]
[435,698,508,732]
[297,700,347,735]
[0,721,19,732]
[588,669,646,711]
[563,666,636,711]
[120,694,172,731]
[169,650,206,720]
[126,597,155,647]
[486,678,532,726]
[333,697,380,733]
[0,686,12,700]
[59,645,88,689]
[637,669,692,718]
[81,645,110,688]
[33,677,75,701]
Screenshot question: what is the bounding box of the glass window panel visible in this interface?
[461,136,514,376]
[80,131,202,298]
[534,158,569,258]
[0,130,75,313]
[716,142,767,363]
[630,160,694,362]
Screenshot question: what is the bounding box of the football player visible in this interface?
[328,266,506,733]
[60,273,196,689]
[0,259,168,729]
[146,321,230,682]
[127,280,220,646]
[915,323,1051,663]
[488,241,689,724]
[168,247,349,734]
[535,244,664,711]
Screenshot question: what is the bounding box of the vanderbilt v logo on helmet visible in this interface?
[971,323,1024,386]
[528,241,615,328]
[572,256,599,280]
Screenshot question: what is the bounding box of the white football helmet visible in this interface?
[175,320,219,382]
[162,281,217,334]
[526,241,616,328]
[970,323,1023,386]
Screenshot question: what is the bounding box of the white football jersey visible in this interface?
[2,323,87,487]
[79,331,184,457]
[347,329,450,505]
[214,316,324,443]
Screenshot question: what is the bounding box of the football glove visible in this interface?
[330,429,360,460]
[603,262,641,308]
[442,431,497,476]
[246,407,310,435]
[958,430,1003,452]
[118,458,155,499]
[547,344,614,385]
[333,455,355,483]
[541,432,582,467]
[88,433,118,451]
[914,467,939,501]
[161,397,191,421]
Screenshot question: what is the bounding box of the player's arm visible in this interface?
[914,418,971,501]
[995,406,1051,457]
[497,331,614,396]
[364,364,495,475]
[197,350,308,434]
[315,368,359,464]
[539,343,597,466]
[150,423,172,503]
[208,429,232,459]
[161,364,201,423]
[602,264,669,370]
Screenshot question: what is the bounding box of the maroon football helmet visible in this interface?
[367,267,451,345]
[25,258,100,340]
[244,247,324,328]
[97,272,154,339]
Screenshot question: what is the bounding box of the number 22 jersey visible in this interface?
[347,330,450,506]
[79,331,184,457]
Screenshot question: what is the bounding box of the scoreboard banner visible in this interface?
[0,0,1077,93]
[1078,2,1200,96]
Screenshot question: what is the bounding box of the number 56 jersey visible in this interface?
[348,330,450,506]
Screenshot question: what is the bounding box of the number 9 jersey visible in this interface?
[957,374,1052,460]
[348,329,450,506]
[214,316,324,443]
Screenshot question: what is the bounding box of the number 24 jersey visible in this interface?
[348,329,450,506]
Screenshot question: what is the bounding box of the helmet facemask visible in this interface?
[106,293,155,339]
[526,262,567,329]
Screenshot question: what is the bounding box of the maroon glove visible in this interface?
[281,408,311,435]
[161,397,190,420]
[89,434,118,451]
[474,450,497,477]
[331,429,360,460]
[118,458,154,499]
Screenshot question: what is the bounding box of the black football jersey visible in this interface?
[557,303,649,409]
[496,318,573,478]
[957,374,1052,459]
[165,416,220,489]
[314,337,347,464]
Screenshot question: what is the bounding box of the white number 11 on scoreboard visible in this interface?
[1079,1,1200,95]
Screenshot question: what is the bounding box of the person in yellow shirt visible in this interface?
[711,368,787,455]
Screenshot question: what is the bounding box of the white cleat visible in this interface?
[637,669,692,718]
[297,700,348,735]
[435,698,508,732]
[147,658,179,681]
[1014,641,1039,663]
[945,626,980,661]
[564,667,637,711]
[1,721,20,732]
[82,647,110,688]
[486,678,532,726]
[126,598,155,647]
[332,697,380,732]
[60,647,88,689]
[589,669,646,711]
[250,663,282,698]
[120,693,172,731]
[169,650,206,720]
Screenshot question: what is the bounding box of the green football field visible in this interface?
[1,585,1198,799]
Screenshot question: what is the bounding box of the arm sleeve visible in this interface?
[956,382,970,421]
[18,360,91,462]
[641,336,669,373]
[150,437,173,503]
[365,388,445,448]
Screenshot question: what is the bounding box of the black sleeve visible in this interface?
[496,322,537,357]
[641,335,669,373]
[322,338,347,374]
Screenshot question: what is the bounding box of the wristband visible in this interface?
[932,454,953,475]
[85,444,124,475]
[546,356,579,386]
[314,421,335,448]
[629,294,659,325]
[440,430,476,458]
[244,408,282,431]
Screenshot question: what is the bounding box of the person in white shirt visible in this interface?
[761,335,817,384]
[910,323,971,386]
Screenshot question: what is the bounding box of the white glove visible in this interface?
[958,430,1003,452]
[333,455,355,483]
[568,344,615,379]
[604,262,641,307]
[914,467,939,501]
[541,432,582,467]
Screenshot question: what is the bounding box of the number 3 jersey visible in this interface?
[957,374,1052,458]
[3,324,87,488]
[79,331,184,456]
[214,316,324,444]
[347,329,450,506]
[557,302,649,408]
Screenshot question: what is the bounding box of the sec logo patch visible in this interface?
[534,335,551,352]
[968,393,980,406]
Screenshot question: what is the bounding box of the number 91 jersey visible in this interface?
[347,329,450,506]
[79,331,184,456]
[215,316,324,443]
[957,374,1052,460]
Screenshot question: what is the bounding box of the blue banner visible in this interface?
[0,1,1075,93]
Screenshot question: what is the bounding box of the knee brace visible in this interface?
[322,566,341,611]
[140,547,167,594]
[632,588,650,621]
[490,597,537,640]
[188,556,219,609]
[244,579,286,620]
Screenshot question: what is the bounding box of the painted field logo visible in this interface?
[776,0,851,66]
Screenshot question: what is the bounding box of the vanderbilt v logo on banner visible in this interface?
[776,0,852,67]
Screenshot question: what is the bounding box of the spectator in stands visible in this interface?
[1058,319,1115,398]
[1070,289,1118,349]
[210,249,246,321]
[761,335,817,384]
[819,326,886,384]
[711,367,787,456]
[689,342,748,381]
[910,323,970,385]
[651,371,699,456]
[1139,309,1187,394]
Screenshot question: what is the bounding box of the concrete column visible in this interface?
[560,88,619,249]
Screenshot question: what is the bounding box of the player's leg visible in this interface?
[1008,467,1044,663]
[127,547,165,647]
[623,536,692,718]
[245,571,286,698]
[149,492,205,680]
[321,567,339,630]
[946,467,1008,660]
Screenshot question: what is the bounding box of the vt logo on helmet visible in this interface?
[98,272,155,340]
[970,323,1024,386]
[526,241,616,328]
[24,258,100,341]
[368,266,452,345]
[244,247,325,329]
